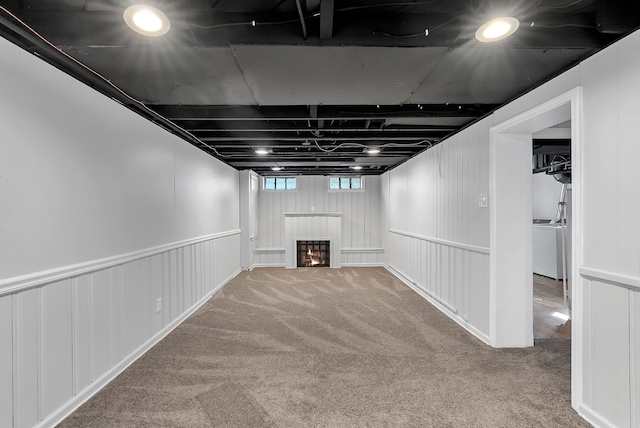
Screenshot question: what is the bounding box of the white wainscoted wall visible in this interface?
[0,36,241,428]
[382,118,492,343]
[254,175,384,267]
[489,29,640,428]
[383,28,640,428]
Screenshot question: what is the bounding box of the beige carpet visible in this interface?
[59,267,589,427]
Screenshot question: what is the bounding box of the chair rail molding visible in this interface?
[0,230,241,296]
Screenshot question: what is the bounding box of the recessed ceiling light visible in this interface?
[255,148,270,155]
[123,5,171,37]
[475,17,519,42]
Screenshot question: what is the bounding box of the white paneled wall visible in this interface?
[384,118,493,342]
[254,175,383,267]
[440,28,640,428]
[0,35,241,428]
[573,29,640,428]
[0,233,240,428]
[384,26,640,427]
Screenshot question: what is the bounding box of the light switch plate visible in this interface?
[478,193,488,208]
[155,298,162,314]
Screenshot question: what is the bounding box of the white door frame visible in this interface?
[489,87,583,407]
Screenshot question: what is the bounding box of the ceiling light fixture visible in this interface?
[271,166,282,171]
[123,5,171,37]
[475,17,519,42]
[351,166,363,170]
[255,148,270,155]
[366,148,381,154]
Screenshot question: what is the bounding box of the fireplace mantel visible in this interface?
[284,212,342,217]
[284,213,341,268]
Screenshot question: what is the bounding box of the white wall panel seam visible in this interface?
[37,287,44,422]
[589,279,596,407]
[89,275,95,383]
[107,269,113,370]
[12,293,19,427]
[119,267,124,374]
[631,289,640,428]
[6,295,15,428]
[71,278,78,397]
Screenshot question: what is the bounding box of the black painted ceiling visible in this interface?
[1,0,639,175]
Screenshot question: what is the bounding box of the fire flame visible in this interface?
[305,248,323,266]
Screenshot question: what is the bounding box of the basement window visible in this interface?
[264,176,297,190]
[329,176,363,190]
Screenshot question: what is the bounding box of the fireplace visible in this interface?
[297,240,330,267]
[285,212,341,268]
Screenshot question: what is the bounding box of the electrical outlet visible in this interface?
[155,298,162,314]
[478,193,488,208]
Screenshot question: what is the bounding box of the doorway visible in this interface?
[532,120,572,340]
[489,88,582,348]
[489,87,583,409]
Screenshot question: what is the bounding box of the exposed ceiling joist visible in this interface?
[1,0,638,176]
[320,0,334,39]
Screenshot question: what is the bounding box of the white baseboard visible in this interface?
[252,263,386,269]
[340,262,386,267]
[251,263,286,269]
[578,404,617,428]
[36,268,240,428]
[385,264,491,346]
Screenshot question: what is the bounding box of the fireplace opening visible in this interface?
[297,240,330,267]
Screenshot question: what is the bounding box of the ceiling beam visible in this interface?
[198,136,438,142]
[181,126,457,132]
[320,0,334,39]
[150,104,497,120]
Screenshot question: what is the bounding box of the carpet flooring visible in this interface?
[59,267,589,427]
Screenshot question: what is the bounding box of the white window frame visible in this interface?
[327,176,365,192]
[263,176,298,191]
